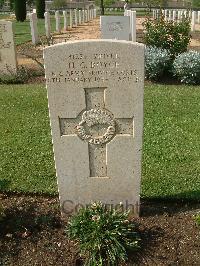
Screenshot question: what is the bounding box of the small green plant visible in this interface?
[195,213,200,226]
[143,15,191,59]
[145,46,171,80]
[173,50,200,85]
[66,202,140,266]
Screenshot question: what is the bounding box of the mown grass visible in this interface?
[0,84,200,200]
[0,84,56,194]
[142,84,200,201]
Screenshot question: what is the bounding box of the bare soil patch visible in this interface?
[0,194,199,265]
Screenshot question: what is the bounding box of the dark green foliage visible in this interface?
[143,15,191,59]
[36,0,45,19]
[67,202,139,266]
[14,0,26,22]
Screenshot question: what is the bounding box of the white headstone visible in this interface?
[191,11,196,31]
[63,10,68,31]
[130,11,136,42]
[44,40,144,216]
[74,9,78,26]
[198,11,200,24]
[79,10,82,24]
[70,10,73,28]
[44,11,51,38]
[100,16,130,41]
[173,10,176,21]
[82,10,85,23]
[177,10,181,21]
[85,10,88,22]
[164,10,168,21]
[55,11,61,33]
[0,21,17,74]
[29,13,39,45]
[168,10,172,21]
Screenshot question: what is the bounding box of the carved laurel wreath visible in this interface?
[77,109,116,145]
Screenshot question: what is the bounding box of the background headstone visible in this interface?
[100,16,130,41]
[44,11,51,38]
[74,9,78,27]
[63,10,68,31]
[79,10,82,25]
[0,20,17,74]
[55,11,61,33]
[44,40,144,216]
[29,12,39,45]
[70,10,73,28]
[130,11,136,42]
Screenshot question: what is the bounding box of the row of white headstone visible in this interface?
[29,9,97,45]
[153,9,200,31]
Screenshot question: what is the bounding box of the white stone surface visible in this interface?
[44,11,51,38]
[191,11,196,31]
[164,9,168,21]
[55,11,61,32]
[69,9,73,28]
[173,10,176,21]
[0,20,17,74]
[130,11,136,42]
[74,9,77,26]
[29,12,39,45]
[100,16,130,41]
[85,10,88,22]
[198,11,200,24]
[44,40,144,216]
[63,10,68,31]
[79,10,82,24]
[82,10,85,23]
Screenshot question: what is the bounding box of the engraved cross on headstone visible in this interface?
[59,87,133,178]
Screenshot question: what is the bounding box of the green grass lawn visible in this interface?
[0,84,200,200]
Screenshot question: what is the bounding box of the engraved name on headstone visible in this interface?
[44,40,144,216]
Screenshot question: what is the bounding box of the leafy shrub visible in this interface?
[143,15,191,59]
[173,50,200,85]
[145,46,171,80]
[66,202,140,266]
[0,66,29,84]
[14,0,26,22]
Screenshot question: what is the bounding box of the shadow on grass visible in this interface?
[0,179,11,191]
[140,189,200,217]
